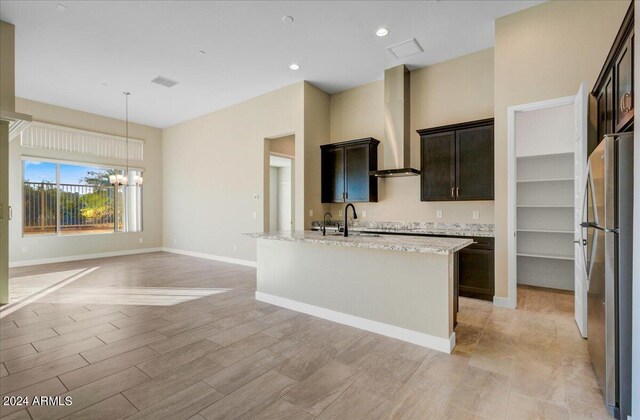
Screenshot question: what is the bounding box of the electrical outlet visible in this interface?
[253,194,260,200]
[173,238,177,244]
[138,237,143,244]
[252,211,257,219]
[309,209,314,217]
[21,246,27,253]
[362,210,367,218]
[472,210,480,219]
[436,210,443,219]
[233,245,237,252]
[338,210,343,217]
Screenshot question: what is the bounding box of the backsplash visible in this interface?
[310,220,495,237]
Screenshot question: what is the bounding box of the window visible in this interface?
[23,159,143,236]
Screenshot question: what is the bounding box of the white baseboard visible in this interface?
[255,291,455,353]
[493,295,516,309]
[9,247,163,267]
[162,247,257,268]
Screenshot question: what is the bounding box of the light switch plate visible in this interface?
[309,210,314,217]
[473,210,480,219]
[436,210,443,219]
[252,212,257,219]
[362,211,367,218]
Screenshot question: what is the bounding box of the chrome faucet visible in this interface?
[343,203,358,237]
[322,212,332,236]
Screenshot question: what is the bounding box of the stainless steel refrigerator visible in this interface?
[582,132,633,419]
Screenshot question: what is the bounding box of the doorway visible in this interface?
[264,135,295,232]
[269,156,293,231]
[507,83,588,336]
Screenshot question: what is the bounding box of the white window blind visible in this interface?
[20,122,144,161]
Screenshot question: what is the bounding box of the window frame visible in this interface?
[21,156,144,238]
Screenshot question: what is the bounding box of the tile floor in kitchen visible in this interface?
[0,252,608,419]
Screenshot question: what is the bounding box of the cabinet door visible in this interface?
[458,248,494,301]
[420,132,455,201]
[596,70,614,145]
[456,125,494,200]
[345,144,369,202]
[321,147,345,203]
[615,33,634,132]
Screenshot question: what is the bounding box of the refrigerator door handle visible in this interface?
[581,177,594,282]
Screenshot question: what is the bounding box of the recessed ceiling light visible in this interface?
[56,3,67,11]
[289,63,300,71]
[282,16,294,24]
[376,27,390,37]
[100,82,109,87]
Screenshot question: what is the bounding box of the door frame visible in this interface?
[263,133,295,233]
[268,152,294,232]
[0,121,9,304]
[506,92,583,310]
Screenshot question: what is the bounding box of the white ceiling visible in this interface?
[0,1,542,128]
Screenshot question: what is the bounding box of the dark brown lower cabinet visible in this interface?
[457,237,495,301]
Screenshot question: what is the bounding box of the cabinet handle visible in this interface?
[8,206,12,221]
[621,92,632,113]
[345,191,348,199]
[456,187,460,197]
[451,187,455,198]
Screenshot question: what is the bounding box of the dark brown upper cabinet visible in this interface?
[418,119,494,202]
[592,1,633,153]
[615,32,634,132]
[596,69,614,145]
[321,138,379,203]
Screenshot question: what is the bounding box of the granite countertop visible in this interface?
[247,230,472,255]
[309,221,495,238]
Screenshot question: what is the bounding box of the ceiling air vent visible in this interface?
[151,75,179,88]
[387,38,424,59]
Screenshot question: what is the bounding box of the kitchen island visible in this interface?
[248,231,472,353]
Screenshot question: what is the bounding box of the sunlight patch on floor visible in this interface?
[1,267,100,318]
[37,287,231,306]
[8,268,87,303]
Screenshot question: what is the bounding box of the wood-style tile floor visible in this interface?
[1,252,610,419]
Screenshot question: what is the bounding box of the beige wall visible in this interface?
[493,0,629,298]
[0,21,15,112]
[9,98,163,263]
[327,48,495,224]
[162,82,309,262]
[303,82,331,227]
[270,135,295,157]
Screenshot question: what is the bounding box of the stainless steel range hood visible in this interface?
[372,65,420,178]
[1,110,32,141]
